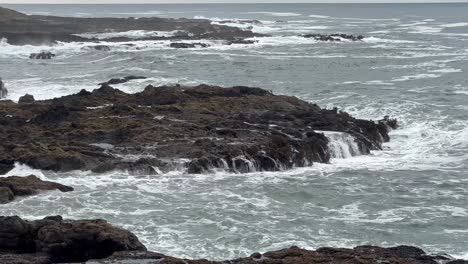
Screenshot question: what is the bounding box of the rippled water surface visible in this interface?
[1,3,468,260]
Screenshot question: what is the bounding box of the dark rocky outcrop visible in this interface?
[29,51,56,59]
[303,33,365,42]
[0,215,145,263]
[170,42,210,49]
[0,84,397,175]
[0,7,263,46]
[18,94,35,104]
[0,215,465,264]
[0,175,73,204]
[99,76,147,86]
[91,245,465,264]
[0,78,7,99]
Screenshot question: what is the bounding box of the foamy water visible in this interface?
[1,3,468,261]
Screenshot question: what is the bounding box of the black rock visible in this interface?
[18,94,35,104]
[29,51,56,59]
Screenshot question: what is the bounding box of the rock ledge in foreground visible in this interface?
[0,215,145,263]
[0,215,465,264]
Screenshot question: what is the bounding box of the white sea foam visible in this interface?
[309,14,331,19]
[318,131,362,159]
[440,22,468,28]
[247,12,302,17]
[363,37,416,44]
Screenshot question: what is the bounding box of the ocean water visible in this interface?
[1,3,468,260]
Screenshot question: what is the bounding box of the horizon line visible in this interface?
[3,1,468,4]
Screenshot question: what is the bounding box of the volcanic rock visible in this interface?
[0,175,73,204]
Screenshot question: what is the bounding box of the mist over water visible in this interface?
[1,3,468,260]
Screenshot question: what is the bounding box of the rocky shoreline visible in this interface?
[0,215,465,264]
[0,82,396,176]
[0,7,262,46]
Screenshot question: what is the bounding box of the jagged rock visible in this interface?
[170,42,210,49]
[0,215,146,263]
[0,84,396,175]
[99,76,147,86]
[303,33,365,41]
[18,94,35,104]
[0,175,73,204]
[0,78,7,99]
[29,51,56,59]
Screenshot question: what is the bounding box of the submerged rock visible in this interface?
[0,78,7,99]
[170,42,210,48]
[303,33,365,41]
[29,51,56,59]
[0,84,396,175]
[82,45,111,51]
[99,76,147,86]
[0,175,73,204]
[226,38,258,45]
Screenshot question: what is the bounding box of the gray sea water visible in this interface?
[1,3,468,260]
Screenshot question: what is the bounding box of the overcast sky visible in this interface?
[3,0,468,3]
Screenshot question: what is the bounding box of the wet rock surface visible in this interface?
[303,33,365,41]
[0,78,7,99]
[0,175,73,204]
[0,7,263,46]
[0,216,145,263]
[0,84,397,175]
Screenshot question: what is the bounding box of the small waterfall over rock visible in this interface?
[320,131,362,159]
